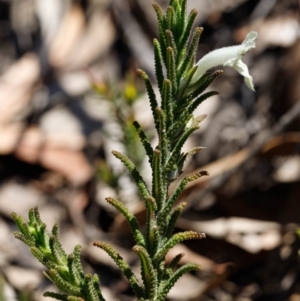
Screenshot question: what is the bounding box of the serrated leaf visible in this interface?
[158,263,201,301]
[93,241,144,299]
[133,245,157,300]
[159,171,208,224]
[112,150,151,201]
[164,202,187,238]
[45,269,82,296]
[154,231,205,262]
[136,69,159,133]
[178,27,203,78]
[106,197,145,246]
[43,291,69,301]
[153,39,165,94]
[132,121,153,163]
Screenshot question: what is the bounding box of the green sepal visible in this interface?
[43,291,69,301]
[178,27,203,78]
[153,39,165,94]
[184,70,222,100]
[132,120,153,164]
[112,150,151,201]
[164,202,187,238]
[178,65,198,98]
[183,91,219,119]
[132,245,157,300]
[93,241,145,299]
[154,231,206,262]
[105,197,145,246]
[158,263,201,301]
[137,69,160,133]
[44,269,82,296]
[166,47,177,94]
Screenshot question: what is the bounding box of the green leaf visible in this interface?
[13,231,35,247]
[44,269,82,296]
[153,39,165,94]
[162,79,173,128]
[105,197,145,246]
[67,254,81,286]
[166,47,177,94]
[178,27,203,78]
[30,247,56,270]
[166,6,176,32]
[93,241,144,299]
[112,150,151,201]
[133,245,157,300]
[152,3,168,64]
[84,274,103,301]
[43,291,69,301]
[184,70,222,100]
[50,224,68,265]
[158,263,201,301]
[73,245,84,280]
[178,9,198,58]
[159,171,208,222]
[132,121,153,163]
[155,108,169,166]
[137,69,159,133]
[154,231,205,262]
[164,202,187,238]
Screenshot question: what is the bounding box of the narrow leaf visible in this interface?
[132,121,153,163]
[133,245,157,300]
[43,292,69,301]
[178,27,203,78]
[160,171,209,222]
[153,39,165,94]
[112,150,151,201]
[93,241,144,299]
[158,263,201,301]
[106,197,145,246]
[164,202,187,238]
[137,69,159,133]
[154,231,205,262]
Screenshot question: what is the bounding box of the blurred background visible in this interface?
[0,0,300,300]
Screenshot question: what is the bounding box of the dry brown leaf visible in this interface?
[0,53,40,124]
[49,4,85,68]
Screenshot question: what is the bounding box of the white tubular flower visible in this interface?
[191,31,258,91]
